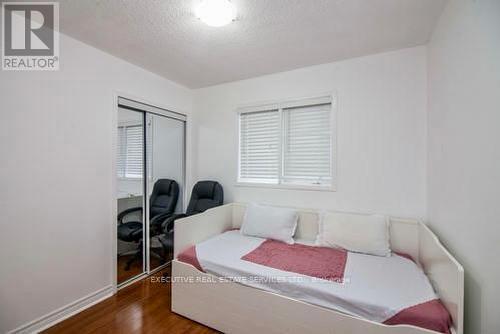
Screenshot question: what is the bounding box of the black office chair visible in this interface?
[159,181,224,260]
[117,179,179,270]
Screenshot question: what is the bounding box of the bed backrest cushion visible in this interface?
[240,203,298,244]
[232,203,418,259]
[317,212,391,257]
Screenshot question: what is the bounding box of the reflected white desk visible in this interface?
[117,194,143,254]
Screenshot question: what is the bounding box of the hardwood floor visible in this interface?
[43,268,218,334]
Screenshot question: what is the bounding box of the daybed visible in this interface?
[171,203,464,334]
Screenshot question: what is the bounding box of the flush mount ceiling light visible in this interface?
[195,0,237,27]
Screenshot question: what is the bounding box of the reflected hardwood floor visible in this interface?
[117,248,168,284]
[117,254,144,284]
[43,268,218,334]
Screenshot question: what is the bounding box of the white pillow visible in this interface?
[317,212,391,257]
[240,204,298,244]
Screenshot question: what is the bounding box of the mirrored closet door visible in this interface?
[116,98,185,286]
[147,113,185,272]
[116,108,145,284]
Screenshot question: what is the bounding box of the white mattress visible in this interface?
[194,230,438,323]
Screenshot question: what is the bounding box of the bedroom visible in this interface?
[0,1,499,333]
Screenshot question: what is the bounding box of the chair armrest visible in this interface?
[150,212,173,228]
[131,228,143,239]
[162,213,188,233]
[117,206,143,223]
[174,204,234,258]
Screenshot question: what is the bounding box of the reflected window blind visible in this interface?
[283,104,331,185]
[117,125,143,178]
[239,110,280,183]
[117,127,126,178]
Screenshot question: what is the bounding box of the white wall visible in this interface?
[427,1,500,333]
[0,33,193,332]
[194,46,428,218]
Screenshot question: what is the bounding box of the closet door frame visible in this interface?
[113,93,187,291]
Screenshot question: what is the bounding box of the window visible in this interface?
[238,96,334,189]
[239,110,280,183]
[117,124,143,178]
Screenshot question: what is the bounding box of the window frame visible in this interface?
[236,94,337,192]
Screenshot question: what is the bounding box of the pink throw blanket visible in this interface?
[177,245,204,272]
[384,299,452,334]
[241,239,347,282]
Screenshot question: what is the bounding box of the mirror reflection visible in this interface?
[116,108,145,284]
[147,114,185,271]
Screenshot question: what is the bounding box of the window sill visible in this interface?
[117,177,154,181]
[235,182,336,192]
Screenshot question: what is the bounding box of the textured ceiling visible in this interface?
[55,0,446,88]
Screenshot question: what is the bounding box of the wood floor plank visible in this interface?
[42,269,218,334]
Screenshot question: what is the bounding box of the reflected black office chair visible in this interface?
[159,180,223,260]
[117,179,179,270]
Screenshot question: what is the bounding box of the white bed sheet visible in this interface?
[195,230,437,323]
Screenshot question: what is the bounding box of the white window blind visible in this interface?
[283,103,331,185]
[117,125,143,178]
[238,96,334,189]
[117,127,126,178]
[239,110,280,183]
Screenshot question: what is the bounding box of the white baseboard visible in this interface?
[8,285,114,334]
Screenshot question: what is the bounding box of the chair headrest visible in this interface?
[153,179,174,195]
[192,180,218,199]
[186,180,223,216]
